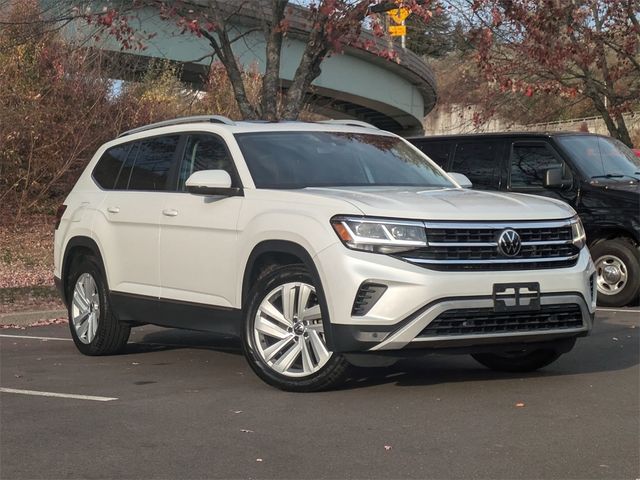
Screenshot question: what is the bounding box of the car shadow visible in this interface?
[120,313,638,390]
[123,328,242,356]
[340,313,639,390]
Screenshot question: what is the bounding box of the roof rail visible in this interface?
[317,119,379,129]
[118,115,236,138]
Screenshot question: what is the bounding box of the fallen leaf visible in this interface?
[29,318,68,327]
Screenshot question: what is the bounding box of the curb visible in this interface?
[0,309,67,327]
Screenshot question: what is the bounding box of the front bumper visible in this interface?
[314,244,596,353]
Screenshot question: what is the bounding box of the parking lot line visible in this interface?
[0,334,71,341]
[0,333,197,349]
[0,387,117,402]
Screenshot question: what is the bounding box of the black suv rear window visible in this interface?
[451,142,502,189]
[412,141,451,168]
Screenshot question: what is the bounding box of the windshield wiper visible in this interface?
[591,174,640,181]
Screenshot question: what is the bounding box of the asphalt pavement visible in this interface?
[1,308,638,479]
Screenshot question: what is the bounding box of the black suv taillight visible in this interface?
[55,205,67,230]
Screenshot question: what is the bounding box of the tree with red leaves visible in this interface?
[77,0,435,122]
[469,0,639,146]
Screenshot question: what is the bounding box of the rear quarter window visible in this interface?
[92,144,131,190]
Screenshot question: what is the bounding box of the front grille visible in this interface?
[398,220,579,271]
[426,226,572,244]
[419,304,583,337]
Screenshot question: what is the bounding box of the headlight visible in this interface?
[571,216,586,249]
[331,216,426,253]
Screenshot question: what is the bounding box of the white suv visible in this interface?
[54,116,596,391]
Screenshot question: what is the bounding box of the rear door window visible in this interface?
[510,142,571,188]
[451,141,503,189]
[114,142,139,190]
[127,135,180,191]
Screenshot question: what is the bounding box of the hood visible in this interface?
[586,180,640,195]
[581,181,640,214]
[301,187,575,221]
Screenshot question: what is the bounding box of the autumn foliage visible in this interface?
[0,2,267,219]
[469,0,640,146]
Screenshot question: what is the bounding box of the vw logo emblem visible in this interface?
[498,229,522,257]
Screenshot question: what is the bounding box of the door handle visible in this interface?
[107,206,120,214]
[162,208,178,217]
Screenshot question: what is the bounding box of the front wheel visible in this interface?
[591,238,640,307]
[472,349,562,373]
[242,265,350,392]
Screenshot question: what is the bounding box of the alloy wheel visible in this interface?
[253,282,331,377]
[71,273,100,344]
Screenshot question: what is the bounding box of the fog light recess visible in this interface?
[351,283,387,316]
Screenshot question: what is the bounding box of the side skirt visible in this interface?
[109,292,242,337]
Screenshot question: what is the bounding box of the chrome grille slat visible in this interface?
[424,220,572,229]
[399,220,579,271]
[405,255,579,265]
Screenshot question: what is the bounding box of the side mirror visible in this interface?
[185,170,242,196]
[448,172,473,188]
[543,167,564,188]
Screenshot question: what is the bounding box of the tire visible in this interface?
[242,264,350,392]
[66,256,130,355]
[471,349,562,373]
[591,238,640,307]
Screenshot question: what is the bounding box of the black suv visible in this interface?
[409,132,640,307]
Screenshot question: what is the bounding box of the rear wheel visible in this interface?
[471,349,562,373]
[67,257,130,355]
[591,238,640,307]
[242,265,350,392]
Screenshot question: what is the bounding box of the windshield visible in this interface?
[234,131,454,189]
[556,135,640,180]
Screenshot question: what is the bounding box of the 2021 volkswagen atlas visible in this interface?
[54,117,596,391]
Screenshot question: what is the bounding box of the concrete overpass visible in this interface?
[60,2,438,135]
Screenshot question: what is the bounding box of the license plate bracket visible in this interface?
[492,282,541,312]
